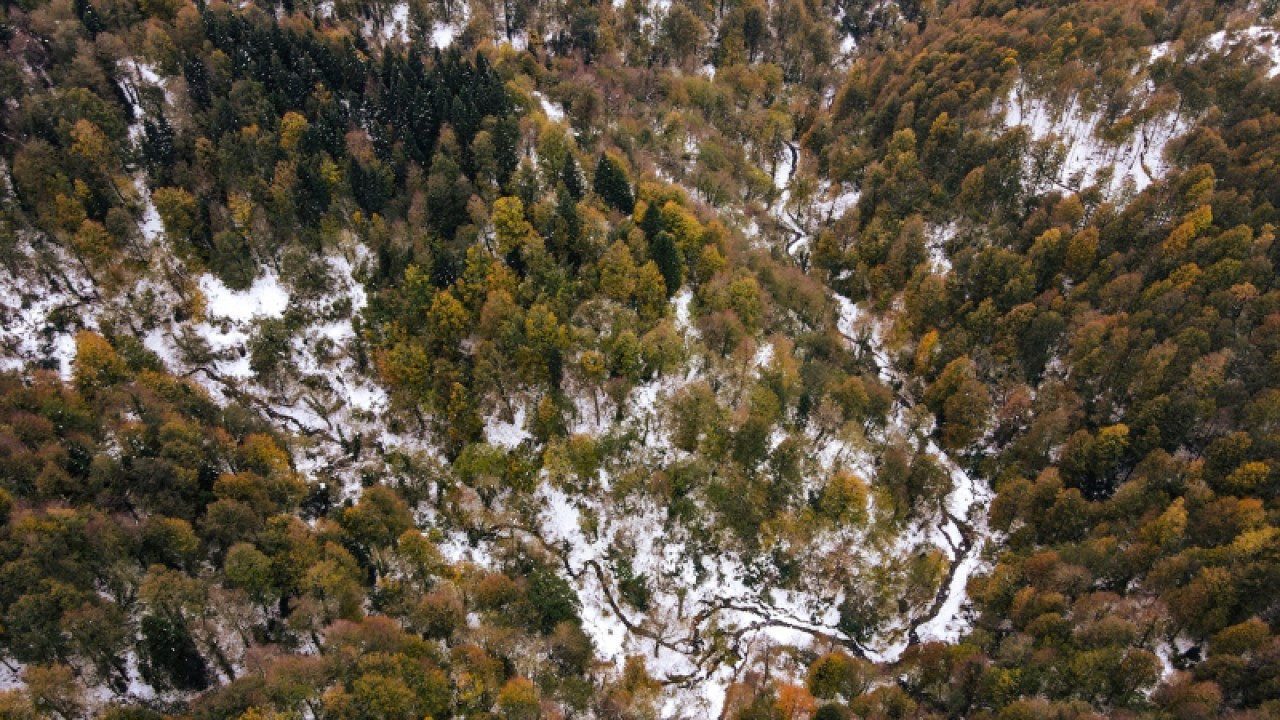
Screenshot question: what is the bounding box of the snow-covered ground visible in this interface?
[375,2,462,48]
[997,80,1191,198]
[0,53,410,524]
[912,438,994,645]
[484,285,997,713]
[534,91,566,123]
[925,222,957,275]
[486,405,531,448]
[990,30,1250,201]
[1202,24,1280,76]
[755,136,860,261]
[200,271,289,324]
[431,22,458,48]
[380,2,410,42]
[135,241,402,502]
[537,475,854,717]
[505,292,860,716]
[991,23,1280,203]
[832,294,995,661]
[0,235,98,380]
[0,661,23,691]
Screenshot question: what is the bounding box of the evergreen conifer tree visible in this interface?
[651,230,683,296]
[560,153,583,200]
[593,153,634,213]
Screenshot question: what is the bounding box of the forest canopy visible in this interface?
[2,0,1280,717]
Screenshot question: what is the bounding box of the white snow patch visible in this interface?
[1203,25,1280,76]
[833,293,895,386]
[122,650,157,701]
[436,531,499,569]
[925,222,956,274]
[912,535,982,644]
[759,137,860,260]
[754,338,774,370]
[486,406,530,448]
[0,239,98,380]
[382,2,410,41]
[818,184,861,219]
[137,186,164,244]
[672,288,693,333]
[535,92,565,123]
[135,62,162,86]
[504,32,529,51]
[831,291,997,657]
[997,79,1192,198]
[199,272,289,323]
[773,143,794,190]
[1155,641,1177,681]
[431,22,457,48]
[0,660,23,691]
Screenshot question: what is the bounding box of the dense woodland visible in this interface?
[2,0,1280,716]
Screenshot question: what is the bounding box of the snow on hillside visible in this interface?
[375,2,461,48]
[926,222,957,274]
[539,471,854,717]
[119,58,175,258]
[673,287,693,331]
[0,662,22,692]
[486,406,531,448]
[913,439,994,645]
[431,22,458,48]
[997,80,1191,197]
[762,138,860,261]
[833,295,995,660]
[517,298,856,715]
[503,288,999,709]
[995,22,1280,202]
[0,237,97,380]
[200,272,289,323]
[0,59,186,381]
[144,272,292,384]
[375,2,411,42]
[134,242,404,501]
[1203,23,1280,76]
[3,51,410,509]
[534,91,566,123]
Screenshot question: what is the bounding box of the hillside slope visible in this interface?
[3,0,1280,717]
